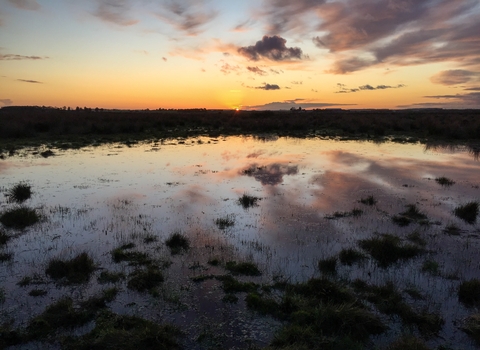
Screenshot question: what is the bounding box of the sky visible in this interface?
[1,0,480,110]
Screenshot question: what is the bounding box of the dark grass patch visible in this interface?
[207,258,221,266]
[435,176,455,187]
[237,193,260,209]
[392,204,428,227]
[404,287,426,301]
[119,242,135,250]
[225,261,261,276]
[143,234,157,244]
[7,183,32,203]
[358,234,425,268]
[454,201,479,224]
[444,223,461,235]
[165,232,190,255]
[214,214,235,229]
[458,279,480,306]
[222,294,239,303]
[0,230,11,245]
[326,208,363,219]
[406,231,427,246]
[422,260,440,276]
[61,311,182,350]
[45,252,96,284]
[190,274,217,283]
[318,257,337,275]
[0,288,4,303]
[339,248,366,266]
[462,313,480,346]
[28,289,47,297]
[40,150,55,158]
[17,273,45,287]
[217,275,259,294]
[385,336,432,350]
[127,267,164,292]
[0,206,40,229]
[97,270,126,284]
[111,247,152,266]
[0,252,13,262]
[359,195,377,206]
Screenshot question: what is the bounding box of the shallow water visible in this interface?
[1,136,480,349]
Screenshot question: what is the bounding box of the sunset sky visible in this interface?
[1,0,479,110]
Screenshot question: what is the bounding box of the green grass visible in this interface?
[392,204,428,227]
[454,201,479,224]
[0,206,40,229]
[97,270,126,284]
[422,259,440,276]
[435,176,455,187]
[358,234,425,268]
[6,183,32,203]
[225,261,261,276]
[214,214,235,229]
[165,232,190,255]
[237,193,260,209]
[45,252,96,284]
[338,248,366,266]
[458,279,480,306]
[127,267,164,292]
[318,257,337,275]
[359,195,377,206]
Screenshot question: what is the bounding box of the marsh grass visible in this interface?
[359,195,377,206]
[165,232,190,255]
[17,273,45,287]
[207,258,221,266]
[454,201,479,224]
[238,193,260,209]
[7,183,32,203]
[392,204,428,227]
[458,279,480,306]
[444,223,461,235]
[111,246,152,266]
[462,313,480,345]
[225,261,261,276]
[0,206,40,229]
[214,214,235,229]
[338,248,366,266]
[359,234,425,268]
[45,252,96,284]
[318,257,337,275]
[222,293,239,303]
[217,275,259,293]
[98,270,126,284]
[0,251,12,262]
[422,260,440,276]
[406,231,427,246]
[435,176,455,187]
[127,267,164,292]
[385,336,431,350]
[0,230,11,245]
[28,289,47,297]
[326,208,363,219]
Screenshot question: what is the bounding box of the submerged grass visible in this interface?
[165,232,190,255]
[214,214,235,229]
[45,252,96,284]
[435,176,455,187]
[237,193,260,209]
[127,267,164,292]
[358,234,425,268]
[0,206,40,229]
[7,183,32,203]
[454,201,479,224]
[111,246,152,266]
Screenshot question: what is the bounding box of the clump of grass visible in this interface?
[7,183,32,203]
[359,195,377,206]
[0,206,40,229]
[454,201,479,224]
[0,252,13,262]
[318,257,337,275]
[237,193,260,209]
[17,273,45,287]
[225,261,261,276]
[422,260,440,276]
[458,279,480,306]
[339,248,366,266]
[61,311,182,350]
[462,313,480,345]
[28,289,47,297]
[217,275,259,293]
[326,208,363,219]
[143,234,157,244]
[214,214,235,229]
[127,267,164,292]
[0,231,11,245]
[222,294,238,303]
[111,246,152,266]
[40,150,54,158]
[358,234,425,268]
[406,231,427,246]
[97,270,126,284]
[444,223,461,235]
[45,252,96,284]
[207,258,221,266]
[165,231,190,255]
[392,204,428,227]
[435,176,455,187]
[0,288,5,303]
[385,336,432,350]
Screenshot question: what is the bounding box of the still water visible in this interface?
[1,136,479,349]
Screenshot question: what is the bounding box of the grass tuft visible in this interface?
[165,232,190,255]
[127,267,164,292]
[385,336,432,350]
[225,261,261,276]
[214,214,235,229]
[462,313,480,345]
[0,206,40,229]
[458,279,480,306]
[28,289,47,297]
[7,183,32,203]
[237,193,260,209]
[359,195,377,206]
[339,248,366,266]
[45,252,96,284]
[392,204,428,227]
[435,176,455,187]
[454,201,479,224]
[98,270,126,284]
[444,223,461,235]
[111,246,152,266]
[0,231,11,246]
[0,252,13,262]
[421,260,440,276]
[318,257,337,275]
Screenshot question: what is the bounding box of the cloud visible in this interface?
[0,99,13,106]
[232,19,255,32]
[7,0,40,11]
[430,70,477,86]
[336,83,405,93]
[247,66,267,76]
[156,0,218,36]
[255,83,281,90]
[17,79,42,84]
[220,63,240,75]
[244,99,355,110]
[241,163,299,186]
[0,54,47,60]
[423,92,480,106]
[465,87,480,91]
[291,81,302,85]
[162,57,167,62]
[93,0,138,26]
[238,35,305,61]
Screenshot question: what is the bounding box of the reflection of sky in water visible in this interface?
[1,136,480,348]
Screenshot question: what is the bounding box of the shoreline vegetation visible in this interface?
[0,107,479,158]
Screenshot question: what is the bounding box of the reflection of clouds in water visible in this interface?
[246,150,266,158]
[241,163,299,186]
[172,184,216,211]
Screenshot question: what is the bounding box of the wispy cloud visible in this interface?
[238,35,305,62]
[430,70,477,86]
[219,62,240,75]
[0,54,48,60]
[336,83,405,93]
[0,99,13,106]
[245,98,355,110]
[247,66,267,76]
[17,79,42,84]
[93,0,138,26]
[423,92,480,106]
[7,0,40,11]
[255,83,281,90]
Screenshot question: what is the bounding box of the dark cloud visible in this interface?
[93,0,138,26]
[465,87,480,91]
[245,99,355,110]
[0,99,13,106]
[241,163,299,186]
[256,83,280,90]
[247,66,267,76]
[7,0,40,11]
[430,70,476,86]
[336,83,405,93]
[17,79,42,84]
[157,0,218,36]
[423,92,480,107]
[238,35,305,61]
[0,54,47,60]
